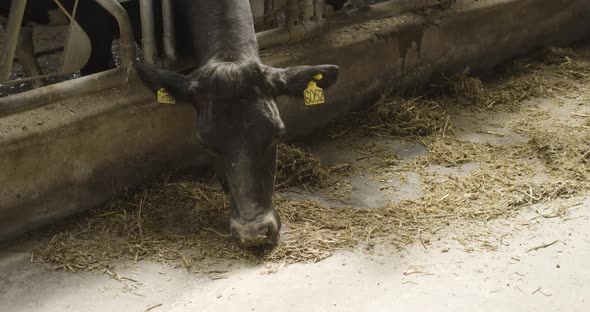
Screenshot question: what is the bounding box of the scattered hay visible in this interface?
[521,46,590,82]
[277,143,355,202]
[527,128,590,186]
[276,144,330,189]
[490,46,590,106]
[419,138,491,167]
[424,47,590,110]
[328,95,450,138]
[350,142,402,180]
[428,67,486,106]
[265,198,416,262]
[33,139,547,269]
[266,140,563,261]
[34,177,249,272]
[529,129,590,164]
[328,45,590,141]
[31,44,590,271]
[33,144,341,272]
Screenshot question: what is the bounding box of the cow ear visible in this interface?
[133,63,196,103]
[267,65,339,97]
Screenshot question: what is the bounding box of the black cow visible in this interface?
[134,0,339,247]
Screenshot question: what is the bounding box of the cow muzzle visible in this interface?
[230,212,280,248]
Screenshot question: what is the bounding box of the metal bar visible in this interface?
[0,0,27,82]
[139,0,157,64]
[0,73,56,85]
[286,0,299,27]
[302,0,314,21]
[257,20,326,50]
[95,0,136,69]
[0,68,127,117]
[162,0,176,60]
[327,0,441,23]
[257,27,292,49]
[264,0,274,19]
[14,26,44,87]
[314,0,325,20]
[250,0,266,30]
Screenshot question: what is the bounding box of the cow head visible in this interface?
[134,58,339,248]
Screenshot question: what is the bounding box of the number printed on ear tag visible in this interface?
[304,73,325,106]
[157,88,176,104]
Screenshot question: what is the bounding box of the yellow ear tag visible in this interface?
[157,88,176,104]
[304,73,325,106]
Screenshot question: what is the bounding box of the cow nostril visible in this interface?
[231,219,279,248]
[258,224,270,238]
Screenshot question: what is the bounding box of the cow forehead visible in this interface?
[195,59,267,98]
[206,96,280,126]
[193,59,283,138]
[199,98,282,145]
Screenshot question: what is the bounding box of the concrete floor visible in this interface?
[1,199,588,312]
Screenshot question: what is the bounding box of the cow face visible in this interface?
[134,60,339,248]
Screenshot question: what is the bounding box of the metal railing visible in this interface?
[0,0,135,84]
[0,0,328,94]
[0,0,28,83]
[0,0,135,115]
[0,0,452,116]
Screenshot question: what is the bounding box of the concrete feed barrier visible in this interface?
[0,0,589,240]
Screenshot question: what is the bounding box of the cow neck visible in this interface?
[189,0,260,66]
